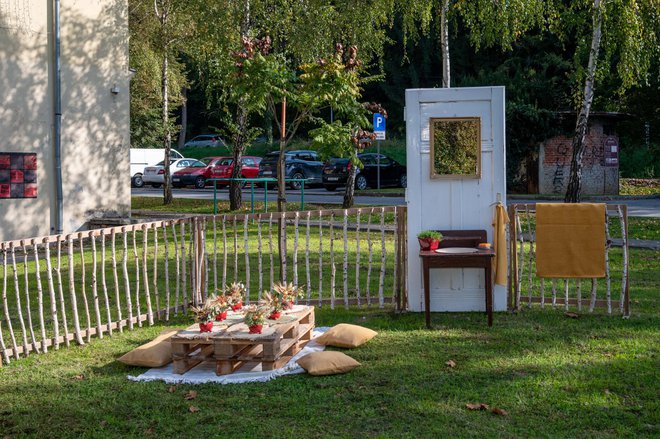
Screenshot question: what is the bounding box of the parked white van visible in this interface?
[130,148,183,187]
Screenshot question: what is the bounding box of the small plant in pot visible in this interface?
[262,292,284,320]
[244,305,267,334]
[224,282,246,311]
[210,294,230,321]
[417,230,443,251]
[190,301,217,333]
[272,281,305,310]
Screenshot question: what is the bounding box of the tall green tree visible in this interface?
[398,0,548,87]
[563,0,658,201]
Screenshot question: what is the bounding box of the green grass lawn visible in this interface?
[619,178,660,196]
[0,246,657,437]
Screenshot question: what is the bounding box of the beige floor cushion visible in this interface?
[314,323,377,348]
[118,329,179,367]
[296,351,361,376]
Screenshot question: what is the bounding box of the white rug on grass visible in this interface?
[127,327,329,385]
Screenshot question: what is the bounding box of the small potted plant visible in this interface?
[190,301,217,332]
[244,305,267,334]
[272,282,305,310]
[224,282,246,311]
[210,293,230,321]
[417,230,443,251]
[262,292,284,320]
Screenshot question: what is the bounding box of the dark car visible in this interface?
[322,153,407,191]
[171,156,261,189]
[183,134,225,148]
[257,150,324,189]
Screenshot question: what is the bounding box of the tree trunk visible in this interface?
[565,0,604,203]
[177,86,187,149]
[228,0,251,212]
[342,160,358,208]
[162,51,173,205]
[277,99,287,212]
[229,105,248,210]
[440,0,451,88]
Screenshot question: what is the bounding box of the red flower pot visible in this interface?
[231,301,243,311]
[215,310,228,321]
[248,324,263,334]
[199,321,214,332]
[269,311,281,320]
[418,237,440,251]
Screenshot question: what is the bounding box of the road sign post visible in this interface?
[373,113,386,189]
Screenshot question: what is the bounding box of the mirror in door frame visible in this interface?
[429,117,481,179]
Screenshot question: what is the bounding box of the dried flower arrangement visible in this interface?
[271,282,305,310]
[210,294,230,321]
[262,292,284,320]
[224,282,246,310]
[190,300,217,332]
[243,305,268,334]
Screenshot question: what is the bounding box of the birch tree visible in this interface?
[564,0,658,201]
[400,0,548,87]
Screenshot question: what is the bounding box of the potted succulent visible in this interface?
[262,292,284,320]
[244,305,267,334]
[272,282,305,310]
[224,282,246,311]
[417,230,443,251]
[210,294,230,321]
[190,301,217,332]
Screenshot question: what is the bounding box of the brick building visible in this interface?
[538,113,623,195]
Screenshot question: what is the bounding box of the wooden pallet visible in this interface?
[170,322,228,375]
[213,306,315,375]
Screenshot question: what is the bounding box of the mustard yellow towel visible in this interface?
[535,203,606,278]
[491,203,510,286]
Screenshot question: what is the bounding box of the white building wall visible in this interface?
[0,0,130,241]
[405,87,507,312]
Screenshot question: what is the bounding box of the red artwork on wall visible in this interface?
[0,153,37,198]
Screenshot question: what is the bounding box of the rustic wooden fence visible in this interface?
[0,206,406,364]
[508,203,630,316]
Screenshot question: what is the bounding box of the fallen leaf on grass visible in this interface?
[184,390,198,400]
[445,360,457,368]
[167,385,177,393]
[188,406,200,413]
[565,312,580,319]
[466,403,489,411]
[491,407,508,416]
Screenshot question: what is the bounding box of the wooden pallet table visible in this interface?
[213,305,315,375]
[170,322,230,374]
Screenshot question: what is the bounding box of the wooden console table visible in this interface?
[419,230,495,328]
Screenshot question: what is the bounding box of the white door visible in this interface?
[405,87,507,312]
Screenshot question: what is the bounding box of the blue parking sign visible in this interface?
[373,113,386,140]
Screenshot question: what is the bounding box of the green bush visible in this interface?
[619,143,659,178]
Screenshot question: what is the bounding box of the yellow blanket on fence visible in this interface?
[535,203,606,278]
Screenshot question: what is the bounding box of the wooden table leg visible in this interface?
[485,264,493,327]
[423,258,431,329]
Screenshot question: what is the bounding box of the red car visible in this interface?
[172,156,262,189]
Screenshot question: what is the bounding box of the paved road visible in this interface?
[132,186,403,207]
[132,187,659,217]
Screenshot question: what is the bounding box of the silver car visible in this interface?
[142,158,198,188]
[183,134,225,148]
